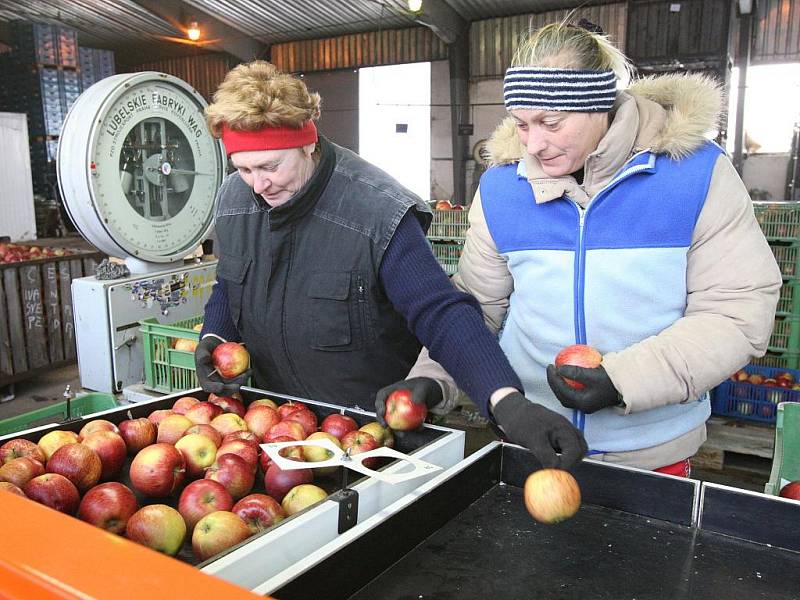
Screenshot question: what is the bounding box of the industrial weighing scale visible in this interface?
[56,72,227,393]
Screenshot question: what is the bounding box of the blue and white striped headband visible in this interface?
[503,67,617,112]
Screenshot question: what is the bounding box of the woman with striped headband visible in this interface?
[381,20,780,474]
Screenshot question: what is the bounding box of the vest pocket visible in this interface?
[307,271,359,351]
[217,254,251,326]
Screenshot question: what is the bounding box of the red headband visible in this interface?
[220,121,318,156]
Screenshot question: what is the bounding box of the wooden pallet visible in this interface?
[694,416,775,471]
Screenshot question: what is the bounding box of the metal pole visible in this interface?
[732,11,753,175]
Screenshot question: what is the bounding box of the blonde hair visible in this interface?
[511,21,633,88]
[205,61,321,137]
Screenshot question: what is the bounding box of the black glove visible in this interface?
[374,377,443,428]
[546,363,621,414]
[194,335,251,396]
[492,392,587,471]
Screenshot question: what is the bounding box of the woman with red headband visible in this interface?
[194,61,587,471]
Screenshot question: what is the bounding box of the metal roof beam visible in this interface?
[411,0,468,45]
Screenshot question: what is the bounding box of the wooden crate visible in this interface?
[0,251,103,386]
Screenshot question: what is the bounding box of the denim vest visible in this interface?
[213,136,431,407]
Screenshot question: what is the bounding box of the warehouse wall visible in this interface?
[430,60,453,203]
[125,53,235,102]
[733,0,800,63]
[301,69,359,152]
[742,153,792,200]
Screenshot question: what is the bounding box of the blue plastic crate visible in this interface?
[712,364,800,423]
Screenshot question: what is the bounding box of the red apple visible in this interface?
[126,504,186,556]
[178,479,234,531]
[524,468,581,524]
[779,480,800,500]
[731,369,749,382]
[204,453,255,500]
[38,430,80,461]
[359,421,394,448]
[341,430,379,468]
[264,463,313,503]
[130,443,186,497]
[210,413,249,436]
[147,409,176,427]
[0,438,46,466]
[185,402,224,425]
[319,414,358,440]
[81,431,127,481]
[77,482,139,534]
[79,419,119,438]
[554,344,603,390]
[232,493,286,534]
[281,484,328,516]
[250,398,279,410]
[216,440,259,472]
[208,395,246,418]
[776,372,795,384]
[277,401,308,420]
[46,443,102,493]
[383,389,428,431]
[243,405,281,441]
[157,414,194,445]
[283,409,318,438]
[185,424,223,447]
[192,510,251,561]
[777,379,792,388]
[266,420,306,442]
[211,342,250,379]
[172,396,200,415]
[118,418,157,455]
[23,473,80,515]
[259,436,304,472]
[0,482,26,497]
[175,433,218,479]
[748,373,765,385]
[0,456,45,488]
[222,430,259,446]
[435,200,453,210]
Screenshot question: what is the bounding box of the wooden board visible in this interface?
[42,261,64,363]
[694,416,776,471]
[20,264,48,369]
[0,274,13,377]
[3,268,28,374]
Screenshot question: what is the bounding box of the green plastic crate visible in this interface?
[430,241,463,276]
[776,281,800,316]
[769,317,800,353]
[427,208,469,241]
[0,392,118,436]
[751,351,800,370]
[769,243,800,279]
[755,202,800,241]
[765,402,800,495]
[140,315,204,393]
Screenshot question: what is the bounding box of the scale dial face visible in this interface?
[58,72,225,263]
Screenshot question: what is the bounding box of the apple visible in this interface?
[210,413,249,436]
[0,438,46,466]
[302,431,341,477]
[185,424,223,447]
[259,436,304,472]
[250,398,278,410]
[0,482,26,497]
[174,338,198,352]
[185,402,224,425]
[126,504,186,556]
[175,434,218,479]
[130,443,186,497]
[23,473,80,515]
[435,200,453,210]
[232,493,286,534]
[283,409,318,438]
[764,378,778,387]
[192,510,251,561]
[776,372,795,383]
[779,480,800,500]
[222,430,259,445]
[77,482,139,534]
[178,479,234,531]
[204,453,255,500]
[38,430,80,461]
[118,418,157,454]
[79,419,119,438]
[320,414,358,440]
[383,389,427,431]
[263,462,313,503]
[217,440,259,472]
[0,456,45,488]
[172,396,200,414]
[554,344,603,390]
[157,414,194,445]
[731,369,749,382]
[341,430,379,468]
[147,409,176,427]
[211,342,250,379]
[523,468,581,524]
[281,484,328,516]
[777,379,792,389]
[46,443,102,493]
[243,405,281,441]
[81,431,127,481]
[748,373,765,385]
[208,395,246,418]
[276,401,308,420]
[266,420,306,442]
[359,421,394,448]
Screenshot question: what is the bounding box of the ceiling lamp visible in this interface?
[408,0,423,13]
[187,21,201,41]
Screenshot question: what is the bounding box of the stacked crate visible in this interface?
[78,47,116,91]
[426,208,469,276]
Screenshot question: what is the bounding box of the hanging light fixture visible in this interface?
[408,0,423,13]
[187,20,201,41]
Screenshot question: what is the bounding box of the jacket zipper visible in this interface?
[356,274,368,345]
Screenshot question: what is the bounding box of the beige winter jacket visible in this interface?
[410,73,781,468]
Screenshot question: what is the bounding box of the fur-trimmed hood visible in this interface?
[486,72,722,166]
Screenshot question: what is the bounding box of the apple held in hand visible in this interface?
[192,510,252,561]
[523,468,581,524]
[779,480,800,500]
[118,418,157,454]
[383,389,427,431]
[47,443,102,493]
[78,482,139,535]
[233,493,286,534]
[23,473,80,515]
[211,342,250,379]
[127,504,186,556]
[554,344,603,390]
[130,443,186,497]
[0,438,46,466]
[281,484,328,516]
[178,479,234,531]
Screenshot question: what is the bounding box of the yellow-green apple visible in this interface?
[185,402,223,425]
[204,453,255,500]
[748,373,765,385]
[523,468,581,524]
[126,504,186,556]
[263,463,313,503]
[359,422,393,447]
[216,440,258,472]
[192,510,251,561]
[185,424,223,448]
[731,369,749,382]
[383,389,427,431]
[157,414,194,445]
[277,401,307,420]
[23,473,80,514]
[0,481,26,497]
[178,479,234,531]
[193,323,203,332]
[281,484,328,516]
[222,430,259,445]
[210,413,248,436]
[175,433,218,478]
[340,430,379,468]
[130,443,186,497]
[0,438,46,465]
[554,344,602,390]
[208,395,246,418]
[232,493,286,534]
[80,431,127,481]
[320,414,358,440]
[250,398,278,410]
[118,418,157,454]
[211,342,250,379]
[266,420,305,442]
[302,431,341,477]
[173,338,198,352]
[77,482,139,534]
[38,430,80,461]
[172,396,200,414]
[283,409,318,437]
[46,443,102,493]
[79,419,119,438]
[0,456,45,488]
[243,405,281,441]
[259,436,304,472]
[147,409,176,427]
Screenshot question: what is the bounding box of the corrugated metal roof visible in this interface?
[447,0,620,21]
